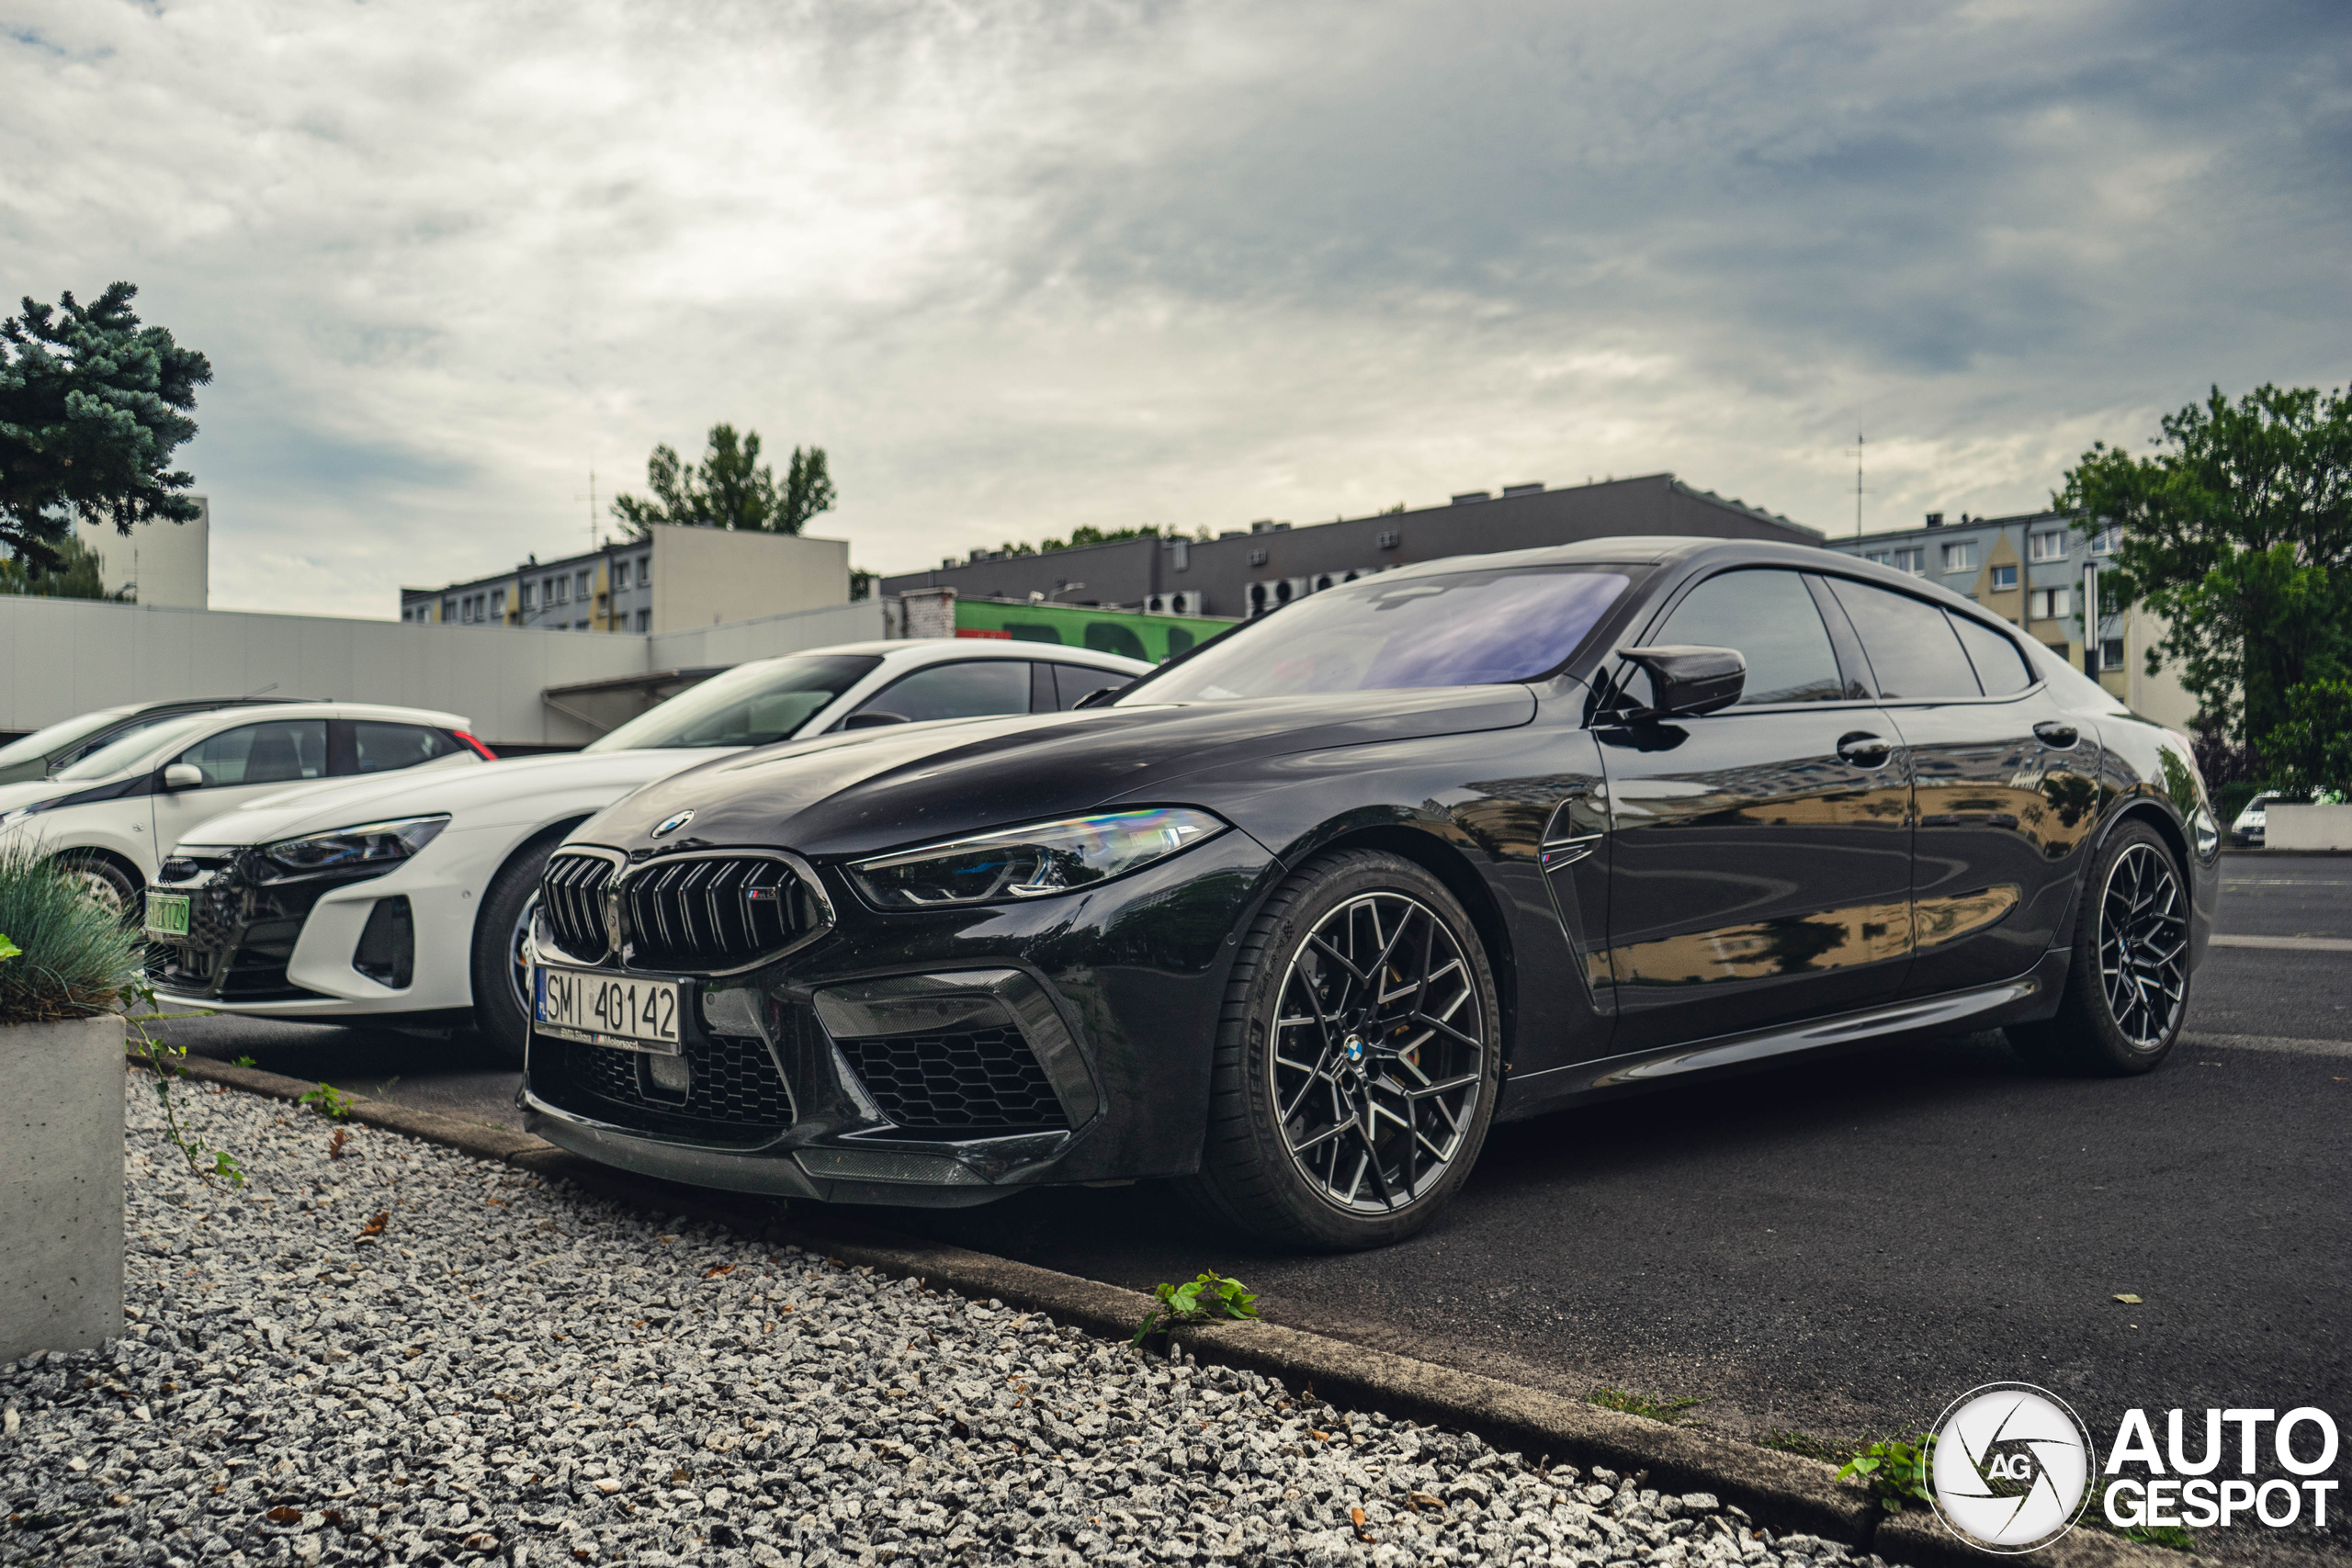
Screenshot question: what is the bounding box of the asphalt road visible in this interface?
[169,852,2352,1470]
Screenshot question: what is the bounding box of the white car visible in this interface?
[0,701,488,916]
[142,639,1150,1061]
[2230,790,2283,847]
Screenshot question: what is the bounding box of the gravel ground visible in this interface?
[1,1077,1910,1568]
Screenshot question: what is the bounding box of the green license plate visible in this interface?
[144,892,191,938]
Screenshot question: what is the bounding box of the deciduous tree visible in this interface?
[2057,383,2352,748]
[611,423,834,536]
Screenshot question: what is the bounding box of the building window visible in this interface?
[1942,541,1978,573]
[490,589,505,620]
[577,570,593,600]
[634,608,650,632]
[553,575,569,604]
[520,582,536,610]
[1893,547,1924,575]
[613,559,629,590]
[2029,587,2074,621]
[2029,532,2066,562]
[638,554,650,586]
[2090,525,2120,554]
[2100,637,2125,671]
[1864,549,1891,567]
[442,598,457,621]
[1989,563,2018,592]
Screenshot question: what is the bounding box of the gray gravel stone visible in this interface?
[0,1078,1913,1567]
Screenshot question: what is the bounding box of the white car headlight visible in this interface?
[265,815,451,873]
[850,808,1227,908]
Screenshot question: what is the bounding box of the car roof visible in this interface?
[762,637,1154,671]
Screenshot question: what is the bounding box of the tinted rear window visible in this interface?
[1949,615,2035,696]
[1825,579,1983,701]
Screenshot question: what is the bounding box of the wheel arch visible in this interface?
[466,815,592,956]
[1291,820,1520,1056]
[2053,797,2192,951]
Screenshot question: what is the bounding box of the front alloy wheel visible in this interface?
[1272,891,1487,1213]
[1189,850,1501,1250]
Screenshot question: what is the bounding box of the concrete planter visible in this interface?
[2267,804,2352,851]
[1,1012,125,1361]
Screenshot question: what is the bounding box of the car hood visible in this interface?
[576,685,1539,860]
[0,776,85,817]
[173,749,739,847]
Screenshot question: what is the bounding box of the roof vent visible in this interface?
[1924,513,1943,528]
[1500,482,1544,497]
[942,557,961,568]
[1451,491,1491,505]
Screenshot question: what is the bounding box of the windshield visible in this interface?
[587,653,886,751]
[0,708,141,773]
[1126,566,1633,703]
[54,712,220,780]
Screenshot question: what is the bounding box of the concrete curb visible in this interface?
[133,1047,2177,1568]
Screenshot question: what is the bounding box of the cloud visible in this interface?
[3,0,2346,616]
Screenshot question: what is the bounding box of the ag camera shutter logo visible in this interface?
[1928,1382,2093,1552]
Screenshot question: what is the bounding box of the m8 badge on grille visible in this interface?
[535,964,682,1054]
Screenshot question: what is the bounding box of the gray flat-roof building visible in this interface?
[878,473,1822,618]
[401,524,849,635]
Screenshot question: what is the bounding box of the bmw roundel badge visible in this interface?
[651,808,696,839]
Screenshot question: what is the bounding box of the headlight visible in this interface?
[850,807,1226,908]
[265,815,451,873]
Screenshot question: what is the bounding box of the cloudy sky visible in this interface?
[6,0,2347,618]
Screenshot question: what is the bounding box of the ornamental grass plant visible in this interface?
[0,841,141,1024]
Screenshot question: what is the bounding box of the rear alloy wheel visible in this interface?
[1187,851,1501,1250]
[2007,820,2189,1075]
[59,852,141,927]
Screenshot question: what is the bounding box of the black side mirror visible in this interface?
[1620,645,1745,718]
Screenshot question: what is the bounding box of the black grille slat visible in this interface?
[612,854,815,972]
[539,852,614,962]
[836,1028,1070,1134]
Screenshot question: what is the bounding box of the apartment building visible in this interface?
[401,523,849,634]
[1827,510,2196,730]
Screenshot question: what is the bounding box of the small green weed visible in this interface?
[300,1082,355,1120]
[232,1055,258,1068]
[1838,1434,1935,1514]
[1588,1386,1711,1427]
[1757,1428,1854,1464]
[1133,1271,1261,1345]
[0,932,19,964]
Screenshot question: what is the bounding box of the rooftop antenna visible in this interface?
[575,466,598,550]
[1851,433,1866,543]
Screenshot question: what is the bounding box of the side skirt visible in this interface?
[1496,945,2072,1116]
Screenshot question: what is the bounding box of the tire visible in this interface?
[58,851,141,927]
[1183,849,1503,1251]
[2006,821,2189,1076]
[470,835,562,1068]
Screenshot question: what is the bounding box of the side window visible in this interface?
[1824,579,1983,701]
[350,722,463,774]
[175,720,328,787]
[846,661,1031,725]
[1652,570,1846,705]
[1050,663,1131,711]
[1949,615,2034,696]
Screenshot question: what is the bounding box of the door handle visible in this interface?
[1837,733,1893,766]
[2033,720,2078,749]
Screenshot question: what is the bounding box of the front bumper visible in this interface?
[520,829,1279,1205]
[144,840,481,1016]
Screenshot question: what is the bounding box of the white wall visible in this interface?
[648,524,849,633]
[73,499,209,610]
[0,593,888,750]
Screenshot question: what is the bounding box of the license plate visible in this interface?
[144,892,191,939]
[534,965,682,1054]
